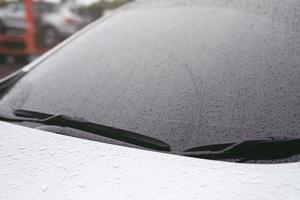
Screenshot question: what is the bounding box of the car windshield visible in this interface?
[0,0,299,163]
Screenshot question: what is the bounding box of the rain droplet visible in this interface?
[11,184,18,189]
[18,146,25,150]
[12,156,19,160]
[77,182,85,188]
[200,183,207,187]
[40,147,47,151]
[294,185,300,191]
[69,173,78,177]
[112,164,120,169]
[282,182,291,187]
[41,185,48,192]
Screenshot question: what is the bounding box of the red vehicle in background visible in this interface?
[0,0,88,63]
[0,0,44,62]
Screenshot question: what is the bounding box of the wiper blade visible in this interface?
[0,109,171,151]
[183,137,300,162]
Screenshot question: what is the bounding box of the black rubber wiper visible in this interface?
[183,137,300,162]
[0,109,171,151]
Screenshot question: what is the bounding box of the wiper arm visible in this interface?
[0,109,171,151]
[183,137,300,162]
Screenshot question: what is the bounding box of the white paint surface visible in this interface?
[0,121,300,200]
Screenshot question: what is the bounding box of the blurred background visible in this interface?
[0,0,132,78]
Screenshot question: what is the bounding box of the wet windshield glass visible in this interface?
[0,0,299,163]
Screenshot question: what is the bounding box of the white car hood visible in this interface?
[0,121,299,200]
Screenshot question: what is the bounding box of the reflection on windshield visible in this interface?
[0,0,131,77]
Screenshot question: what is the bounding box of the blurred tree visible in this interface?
[97,0,129,10]
[0,0,7,7]
[0,0,19,7]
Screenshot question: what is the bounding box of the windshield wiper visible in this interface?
[183,137,300,162]
[0,109,171,151]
